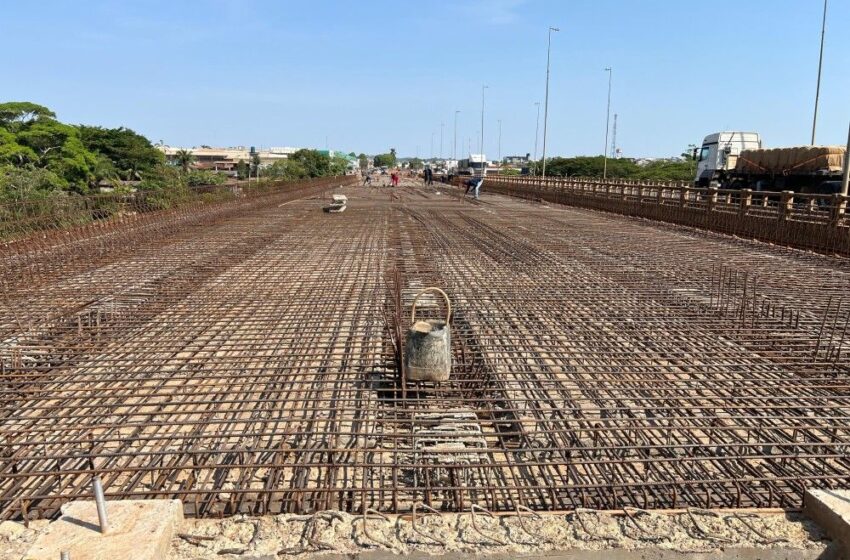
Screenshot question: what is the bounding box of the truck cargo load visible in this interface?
[736,146,845,175]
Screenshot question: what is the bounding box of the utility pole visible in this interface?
[812,0,828,145]
[481,85,488,176]
[440,122,444,160]
[603,67,613,180]
[611,113,618,158]
[430,132,434,159]
[841,121,850,196]
[497,120,502,163]
[541,26,559,180]
[533,102,541,175]
[453,110,460,160]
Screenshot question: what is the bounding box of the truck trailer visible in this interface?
[695,131,846,194]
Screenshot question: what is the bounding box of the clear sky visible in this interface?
[3,0,848,158]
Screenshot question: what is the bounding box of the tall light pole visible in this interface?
[497,119,502,163]
[440,121,444,159]
[533,102,541,174]
[480,85,488,176]
[603,67,613,180]
[841,121,850,196]
[811,0,828,145]
[541,26,559,180]
[453,110,460,160]
[430,132,435,159]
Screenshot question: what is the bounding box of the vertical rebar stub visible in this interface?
[92,476,109,534]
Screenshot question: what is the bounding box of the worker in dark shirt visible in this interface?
[464,176,483,199]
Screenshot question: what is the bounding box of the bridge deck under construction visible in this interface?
[2,182,849,520]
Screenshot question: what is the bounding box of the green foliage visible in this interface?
[408,158,423,171]
[175,149,194,172]
[288,149,333,177]
[0,166,67,202]
[0,102,56,130]
[236,159,249,180]
[78,126,164,180]
[0,103,98,193]
[329,155,349,176]
[635,160,695,181]
[262,149,347,180]
[250,153,261,176]
[0,128,37,165]
[186,169,226,187]
[263,159,307,181]
[500,165,520,176]
[358,153,369,170]
[536,155,694,182]
[373,149,397,168]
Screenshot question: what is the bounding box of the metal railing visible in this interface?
[475,176,850,255]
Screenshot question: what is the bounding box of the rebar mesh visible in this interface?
[1,182,848,521]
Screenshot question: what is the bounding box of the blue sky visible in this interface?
[2,0,848,158]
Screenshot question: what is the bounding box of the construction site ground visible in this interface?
[2,177,849,557]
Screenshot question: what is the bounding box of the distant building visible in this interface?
[502,154,530,165]
[158,145,299,171]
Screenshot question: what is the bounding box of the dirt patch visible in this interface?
[0,520,46,560]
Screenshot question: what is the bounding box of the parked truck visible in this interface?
[695,131,846,194]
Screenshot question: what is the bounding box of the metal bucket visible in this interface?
[404,287,452,382]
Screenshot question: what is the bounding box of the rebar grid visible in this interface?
[1,183,849,521]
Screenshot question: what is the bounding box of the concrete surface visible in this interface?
[24,499,182,560]
[805,489,850,555]
[299,545,844,559]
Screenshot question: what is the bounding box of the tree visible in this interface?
[408,158,423,171]
[0,102,102,193]
[236,159,249,180]
[175,149,194,172]
[0,102,56,130]
[329,155,349,176]
[358,153,369,170]
[78,126,164,180]
[0,128,37,166]
[250,153,261,178]
[262,159,306,180]
[13,119,98,192]
[373,149,397,168]
[0,166,66,202]
[288,149,332,177]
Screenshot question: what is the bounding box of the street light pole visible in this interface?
[481,85,488,176]
[541,26,559,181]
[440,121,444,159]
[533,102,540,175]
[497,119,502,163]
[841,121,850,196]
[811,0,828,145]
[603,67,613,180]
[453,110,460,160]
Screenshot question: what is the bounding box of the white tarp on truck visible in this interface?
[736,146,845,175]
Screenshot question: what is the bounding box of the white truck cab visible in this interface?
[695,132,761,186]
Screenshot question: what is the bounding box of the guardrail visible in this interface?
[472,175,850,256]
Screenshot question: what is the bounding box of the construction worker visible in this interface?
[464,175,483,199]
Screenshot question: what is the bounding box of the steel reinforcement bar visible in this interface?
[474,176,850,256]
[0,175,357,295]
[1,184,849,521]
